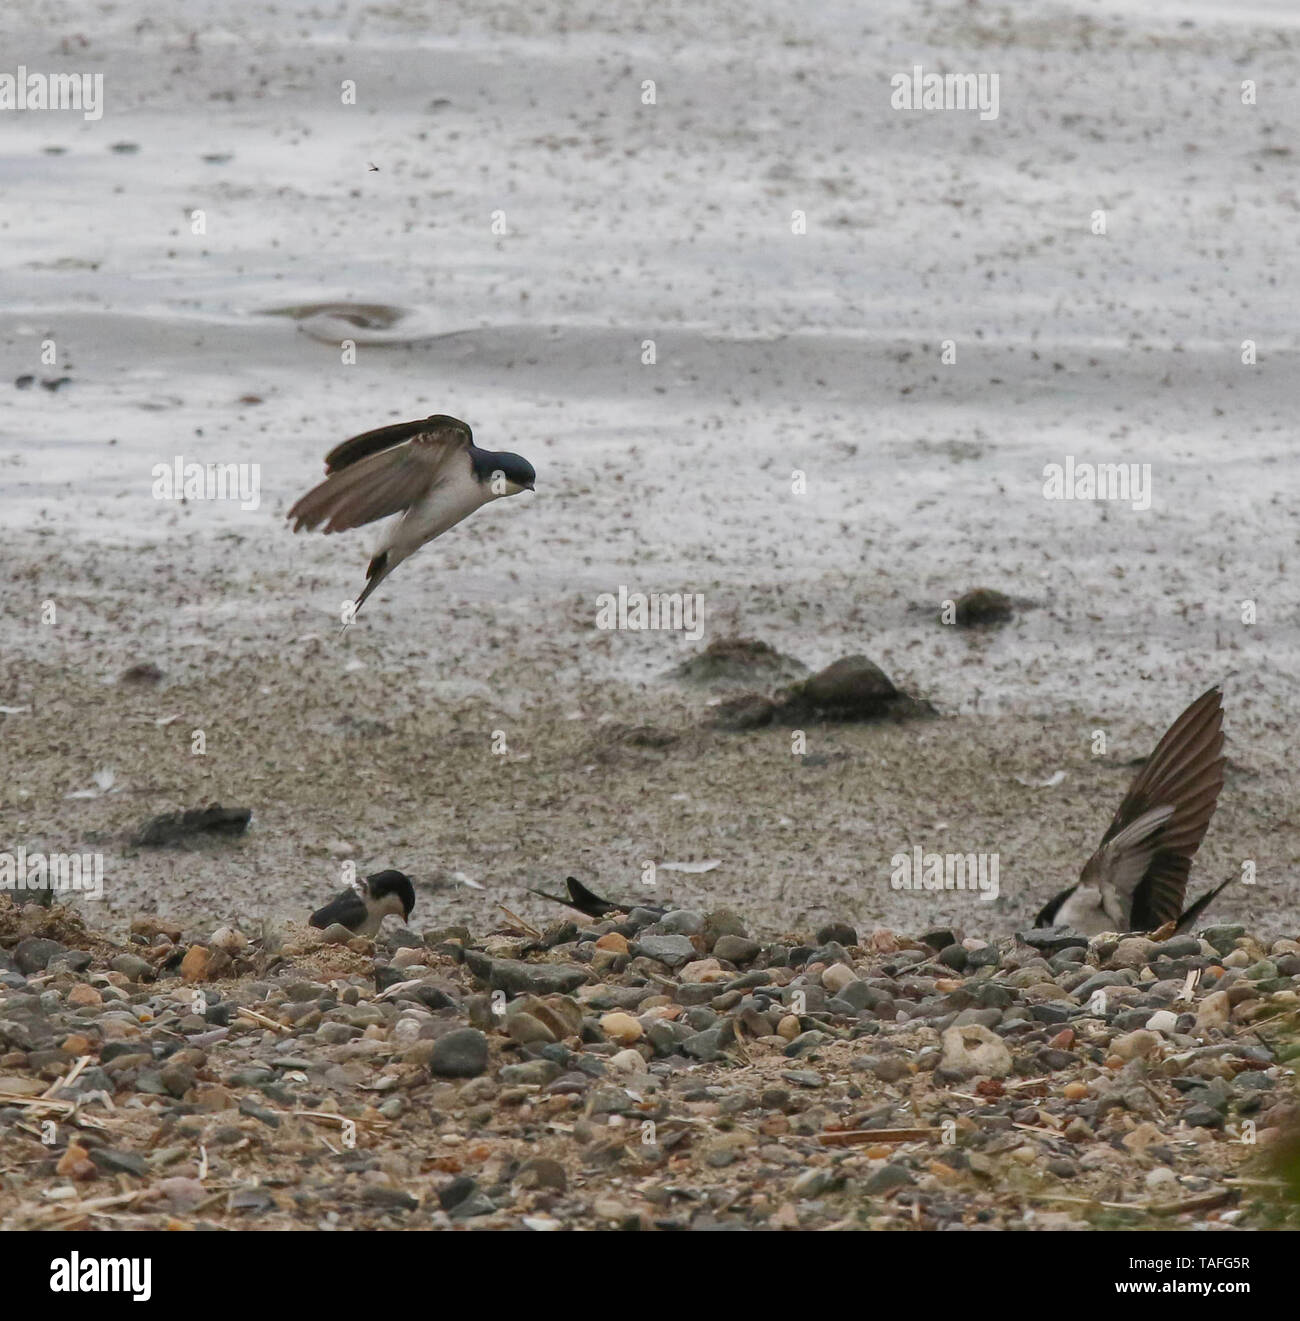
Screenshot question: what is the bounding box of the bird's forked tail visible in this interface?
[339,551,391,634]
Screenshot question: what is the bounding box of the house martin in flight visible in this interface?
[288,414,535,622]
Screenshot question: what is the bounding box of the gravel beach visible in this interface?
[1,893,1297,1230]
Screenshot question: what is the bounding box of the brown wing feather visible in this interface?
[1082,686,1225,930]
[288,423,470,534]
[323,413,470,474]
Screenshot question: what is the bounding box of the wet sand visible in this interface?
[1,0,1297,939]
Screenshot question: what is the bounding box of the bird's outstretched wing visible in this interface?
[323,414,471,473]
[288,416,473,534]
[1079,686,1225,930]
[309,887,367,930]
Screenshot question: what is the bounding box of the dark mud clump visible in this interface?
[950,588,1015,628]
[714,655,934,729]
[131,804,253,848]
[118,662,164,686]
[672,636,807,688]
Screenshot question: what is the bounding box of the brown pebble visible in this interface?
[56,1144,96,1180]
[180,946,211,982]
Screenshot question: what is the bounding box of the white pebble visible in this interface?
[1145,1009,1179,1034]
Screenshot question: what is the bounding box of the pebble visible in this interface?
[713,935,761,964]
[599,1012,643,1045]
[1112,1030,1160,1061]
[632,935,696,968]
[430,1028,489,1078]
[939,1023,1012,1079]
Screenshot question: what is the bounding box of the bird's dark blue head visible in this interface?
[498,452,536,491]
[470,447,536,494]
[366,869,416,920]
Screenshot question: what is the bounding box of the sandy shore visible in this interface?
[1,0,1298,940]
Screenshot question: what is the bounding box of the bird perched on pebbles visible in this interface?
[309,869,416,937]
[287,414,535,622]
[1035,686,1229,936]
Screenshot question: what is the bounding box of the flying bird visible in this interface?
[287,414,535,622]
[1035,686,1229,936]
[527,876,665,920]
[310,869,416,937]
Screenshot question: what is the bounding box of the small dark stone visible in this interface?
[229,1187,275,1213]
[713,934,761,964]
[238,1098,281,1128]
[1156,936,1201,959]
[864,1163,914,1194]
[1036,1048,1076,1071]
[47,950,92,973]
[920,928,958,951]
[682,1028,727,1062]
[1030,1004,1074,1025]
[437,1176,478,1211]
[830,980,874,1011]
[499,1060,562,1086]
[89,1147,149,1178]
[632,934,696,969]
[430,1028,489,1078]
[937,944,968,972]
[366,965,403,993]
[449,1191,496,1219]
[780,1069,824,1088]
[462,951,588,996]
[1200,925,1245,956]
[361,1185,419,1211]
[783,1030,833,1057]
[1182,1103,1224,1129]
[1017,928,1088,955]
[13,938,66,974]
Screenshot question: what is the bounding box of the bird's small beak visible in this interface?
[525,482,535,492]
